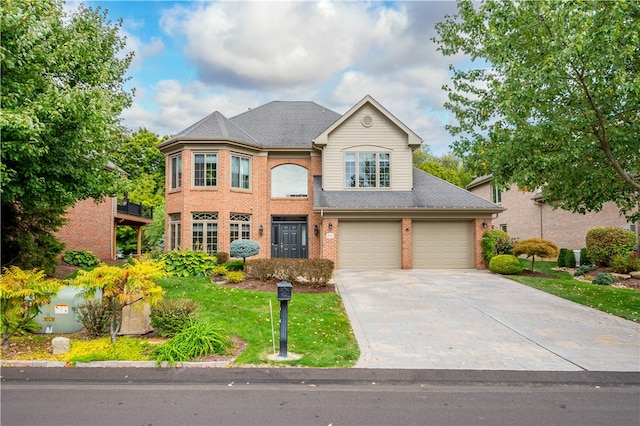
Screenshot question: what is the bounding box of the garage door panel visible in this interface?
[413,222,473,269]
[339,221,401,269]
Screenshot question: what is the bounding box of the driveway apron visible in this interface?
[334,270,640,371]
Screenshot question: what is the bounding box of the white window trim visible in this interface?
[230,154,251,190]
[344,152,391,189]
[170,154,182,190]
[192,152,218,188]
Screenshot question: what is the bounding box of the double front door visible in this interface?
[271,217,308,259]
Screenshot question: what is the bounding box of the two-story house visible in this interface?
[467,175,639,250]
[158,95,502,269]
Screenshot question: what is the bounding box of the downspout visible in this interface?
[539,202,543,239]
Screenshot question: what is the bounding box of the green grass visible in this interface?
[158,277,360,367]
[506,260,640,322]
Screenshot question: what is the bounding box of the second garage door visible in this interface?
[413,221,474,268]
[338,221,401,269]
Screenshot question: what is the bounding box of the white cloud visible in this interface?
[120,1,465,155]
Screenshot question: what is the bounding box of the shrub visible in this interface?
[585,227,637,266]
[63,250,100,268]
[574,264,597,277]
[1,267,62,349]
[74,299,113,337]
[244,259,335,286]
[229,240,260,264]
[565,250,577,268]
[512,238,559,273]
[579,248,591,266]
[611,251,640,274]
[225,271,245,283]
[162,249,217,277]
[150,298,199,338]
[152,319,232,366]
[592,273,617,286]
[481,229,511,263]
[244,259,274,281]
[210,265,228,278]
[557,248,568,267]
[489,255,524,275]
[214,252,229,264]
[224,260,245,271]
[302,259,335,286]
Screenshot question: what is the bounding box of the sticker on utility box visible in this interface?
[54,304,69,314]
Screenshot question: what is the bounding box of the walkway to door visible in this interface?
[334,270,640,371]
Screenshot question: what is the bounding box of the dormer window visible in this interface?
[345,152,390,188]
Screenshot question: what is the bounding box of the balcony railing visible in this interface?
[117,201,153,219]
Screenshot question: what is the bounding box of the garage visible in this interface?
[338,221,402,269]
[412,221,474,269]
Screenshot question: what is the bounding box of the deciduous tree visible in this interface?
[1,0,133,274]
[434,0,640,221]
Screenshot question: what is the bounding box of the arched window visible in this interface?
[271,164,308,198]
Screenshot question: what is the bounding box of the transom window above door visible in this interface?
[345,152,390,188]
[193,153,217,187]
[271,164,308,198]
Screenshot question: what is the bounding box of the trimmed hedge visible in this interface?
[245,258,335,286]
[481,229,511,263]
[585,227,637,266]
[489,254,524,275]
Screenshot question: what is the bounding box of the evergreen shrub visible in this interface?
[150,298,199,338]
[557,248,568,267]
[579,248,591,266]
[489,254,524,275]
[564,250,577,268]
[585,227,637,266]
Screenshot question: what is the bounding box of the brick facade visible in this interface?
[469,181,639,250]
[166,147,324,259]
[55,197,115,260]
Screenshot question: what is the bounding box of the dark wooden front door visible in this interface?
[271,219,308,259]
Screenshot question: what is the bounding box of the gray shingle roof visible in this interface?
[229,101,341,147]
[163,111,260,146]
[314,169,502,210]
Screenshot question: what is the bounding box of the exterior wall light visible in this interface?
[314,224,319,235]
[328,222,333,230]
[482,221,488,228]
[259,224,264,235]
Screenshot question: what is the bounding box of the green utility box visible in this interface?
[34,286,98,334]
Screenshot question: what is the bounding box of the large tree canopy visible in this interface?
[1,0,133,273]
[435,0,640,221]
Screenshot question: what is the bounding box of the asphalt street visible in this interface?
[2,368,639,426]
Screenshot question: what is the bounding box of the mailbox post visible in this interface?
[276,281,292,358]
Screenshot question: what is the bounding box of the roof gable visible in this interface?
[313,95,422,147]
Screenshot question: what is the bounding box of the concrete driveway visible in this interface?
[334,270,640,371]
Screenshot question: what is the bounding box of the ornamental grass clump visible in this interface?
[152,319,232,366]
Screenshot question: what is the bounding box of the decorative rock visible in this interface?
[611,273,631,280]
[630,271,640,279]
[52,337,71,355]
[119,302,153,335]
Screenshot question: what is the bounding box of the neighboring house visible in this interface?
[55,163,154,261]
[158,95,502,269]
[467,175,639,250]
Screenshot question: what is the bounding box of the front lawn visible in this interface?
[506,260,640,322]
[158,277,360,367]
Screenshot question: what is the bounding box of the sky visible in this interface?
[70,0,468,155]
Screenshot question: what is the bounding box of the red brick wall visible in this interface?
[473,218,489,269]
[320,218,339,265]
[165,148,323,259]
[402,218,412,269]
[55,197,115,260]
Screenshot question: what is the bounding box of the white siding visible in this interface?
[322,104,414,191]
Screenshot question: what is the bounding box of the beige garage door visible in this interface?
[338,221,402,269]
[413,221,473,268]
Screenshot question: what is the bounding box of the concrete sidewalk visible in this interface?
[334,269,640,371]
